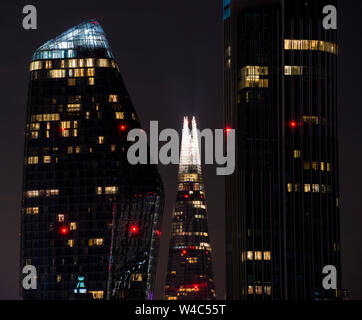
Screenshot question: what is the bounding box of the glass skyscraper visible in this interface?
[20,20,164,300]
[164,117,216,300]
[224,0,341,299]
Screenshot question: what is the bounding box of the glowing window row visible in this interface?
[88,238,104,246]
[287,183,332,193]
[47,68,96,79]
[284,39,337,54]
[25,207,39,215]
[285,66,303,75]
[248,286,272,295]
[25,189,59,198]
[247,251,271,261]
[96,186,119,195]
[178,173,200,182]
[25,156,52,165]
[304,161,331,171]
[172,232,208,237]
[31,114,60,122]
[30,58,117,71]
[239,66,269,89]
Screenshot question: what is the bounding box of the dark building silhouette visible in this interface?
[20,20,164,300]
[224,0,341,299]
[164,117,216,300]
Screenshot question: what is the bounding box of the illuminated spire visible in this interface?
[179,116,201,174]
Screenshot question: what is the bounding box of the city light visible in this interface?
[130,225,138,234]
[60,227,69,235]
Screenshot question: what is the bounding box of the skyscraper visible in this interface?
[224,0,341,299]
[164,117,216,300]
[20,20,164,300]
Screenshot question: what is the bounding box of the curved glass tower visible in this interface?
[164,117,216,300]
[20,20,164,300]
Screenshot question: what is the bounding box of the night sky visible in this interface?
[0,0,361,300]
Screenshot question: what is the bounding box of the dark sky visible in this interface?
[0,0,361,300]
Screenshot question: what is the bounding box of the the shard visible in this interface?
[164,117,216,300]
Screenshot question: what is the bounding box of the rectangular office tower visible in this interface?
[224,0,341,299]
[20,20,164,300]
[164,117,216,300]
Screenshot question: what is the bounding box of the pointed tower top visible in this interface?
[179,116,201,174]
[32,19,114,61]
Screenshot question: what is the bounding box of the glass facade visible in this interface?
[224,0,341,300]
[20,20,164,300]
[164,117,216,300]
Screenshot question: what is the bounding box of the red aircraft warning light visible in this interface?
[194,285,199,290]
[289,121,298,128]
[120,124,127,131]
[184,194,189,199]
[60,227,69,235]
[130,225,139,234]
[181,249,187,255]
[225,127,232,133]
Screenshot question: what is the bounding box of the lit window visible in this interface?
[89,238,104,246]
[115,112,124,119]
[327,163,331,172]
[293,150,301,159]
[255,251,262,260]
[26,207,39,215]
[97,187,103,195]
[284,39,337,54]
[30,61,43,71]
[57,214,65,222]
[131,274,143,282]
[31,131,39,139]
[285,66,303,75]
[88,77,95,85]
[255,286,263,295]
[111,145,116,152]
[265,286,272,295]
[43,156,51,164]
[304,162,310,170]
[86,58,95,67]
[27,156,39,165]
[320,162,325,171]
[302,116,319,125]
[44,60,52,69]
[70,222,77,230]
[105,186,118,194]
[89,291,104,300]
[248,286,254,295]
[264,251,271,260]
[67,104,81,112]
[74,68,85,77]
[29,123,40,130]
[312,184,320,193]
[312,162,318,171]
[109,94,119,103]
[68,146,73,154]
[304,184,311,193]
[98,136,104,144]
[46,189,59,196]
[75,146,81,153]
[48,69,66,78]
[67,78,76,87]
[87,68,95,77]
[25,190,40,198]
[67,240,75,247]
[132,113,136,120]
[57,274,62,283]
[98,59,109,67]
[287,183,293,193]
